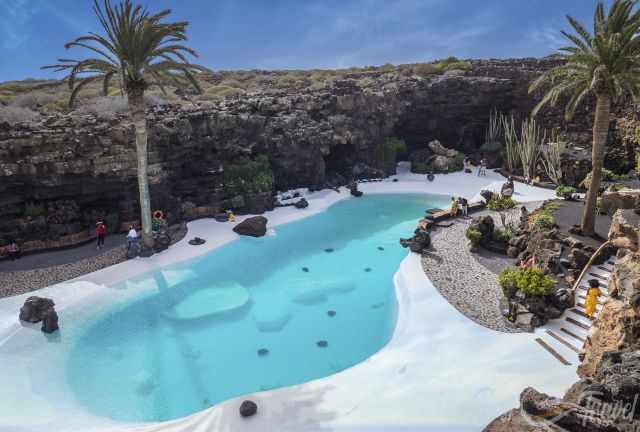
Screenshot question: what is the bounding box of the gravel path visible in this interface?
[0,224,187,298]
[421,211,520,333]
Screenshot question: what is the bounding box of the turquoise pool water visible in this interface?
[67,194,449,422]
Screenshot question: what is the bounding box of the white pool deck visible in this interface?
[0,169,576,432]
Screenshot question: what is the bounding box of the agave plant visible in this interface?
[529,0,640,235]
[43,0,208,248]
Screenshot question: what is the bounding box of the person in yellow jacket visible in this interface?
[228,211,236,222]
[585,279,601,318]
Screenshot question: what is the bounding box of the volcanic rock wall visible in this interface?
[0,58,637,251]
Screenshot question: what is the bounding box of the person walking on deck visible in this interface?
[585,278,601,318]
[126,225,138,251]
[96,221,106,250]
[459,197,468,217]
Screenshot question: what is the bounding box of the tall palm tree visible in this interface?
[44,0,207,248]
[529,0,640,236]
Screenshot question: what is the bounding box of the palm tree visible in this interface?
[529,0,640,236]
[44,0,207,248]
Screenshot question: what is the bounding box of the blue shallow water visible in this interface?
[67,194,449,422]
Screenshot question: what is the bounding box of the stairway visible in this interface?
[534,257,616,365]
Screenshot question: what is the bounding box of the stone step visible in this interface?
[560,327,586,343]
[566,316,590,331]
[570,308,594,321]
[546,330,581,353]
[535,338,572,366]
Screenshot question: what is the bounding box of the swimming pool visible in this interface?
[67,193,450,422]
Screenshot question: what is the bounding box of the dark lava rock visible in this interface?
[233,216,268,237]
[364,268,372,272]
[302,267,309,272]
[257,348,269,357]
[41,308,59,334]
[327,310,336,317]
[153,228,172,253]
[139,244,155,258]
[400,228,431,254]
[377,246,385,251]
[19,297,55,323]
[480,190,495,203]
[239,400,258,418]
[501,180,514,198]
[294,198,309,209]
[324,248,334,253]
[317,340,329,348]
[188,237,206,246]
[349,181,363,197]
[392,178,399,182]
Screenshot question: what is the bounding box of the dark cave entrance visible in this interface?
[323,144,356,182]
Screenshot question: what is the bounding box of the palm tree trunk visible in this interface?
[581,94,611,236]
[127,86,153,248]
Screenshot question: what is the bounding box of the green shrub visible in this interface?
[203,85,245,99]
[493,226,515,243]
[555,185,577,199]
[531,212,556,231]
[24,202,45,218]
[433,56,472,72]
[412,63,440,77]
[636,153,640,177]
[516,268,555,296]
[465,227,482,246]
[487,195,516,211]
[580,168,630,189]
[374,137,407,168]
[498,267,520,299]
[222,155,275,195]
[499,267,554,298]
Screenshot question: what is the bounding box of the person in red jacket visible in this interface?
[96,221,106,250]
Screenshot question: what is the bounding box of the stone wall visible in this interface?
[0,58,638,251]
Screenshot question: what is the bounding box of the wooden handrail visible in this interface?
[571,240,612,294]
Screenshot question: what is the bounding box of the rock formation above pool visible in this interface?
[1,58,638,253]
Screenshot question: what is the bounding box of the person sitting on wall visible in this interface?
[227,211,236,222]
[7,241,20,261]
[459,197,469,217]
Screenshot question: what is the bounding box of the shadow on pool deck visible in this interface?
[0,234,125,272]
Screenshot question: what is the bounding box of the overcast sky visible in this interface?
[0,0,610,82]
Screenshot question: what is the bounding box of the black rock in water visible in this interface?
[317,340,329,348]
[302,267,309,272]
[257,348,269,357]
[294,198,309,209]
[188,237,206,246]
[377,246,384,251]
[327,310,336,317]
[239,400,258,418]
[41,308,59,334]
[19,296,55,323]
[325,248,334,253]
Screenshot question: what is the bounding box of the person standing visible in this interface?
[126,225,138,251]
[7,241,20,260]
[96,221,106,250]
[460,197,468,217]
[585,279,601,319]
[449,197,459,218]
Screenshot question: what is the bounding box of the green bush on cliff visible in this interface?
[222,155,275,195]
[636,153,640,177]
[487,195,516,212]
[580,168,629,189]
[555,185,577,199]
[433,56,472,72]
[374,137,407,168]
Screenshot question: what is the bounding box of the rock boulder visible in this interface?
[233,216,268,237]
[19,297,55,323]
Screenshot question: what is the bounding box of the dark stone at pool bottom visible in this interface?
[378,246,385,251]
[257,348,269,357]
[364,268,372,272]
[302,267,309,272]
[317,340,329,348]
[324,248,334,253]
[239,400,258,418]
[327,310,336,317]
